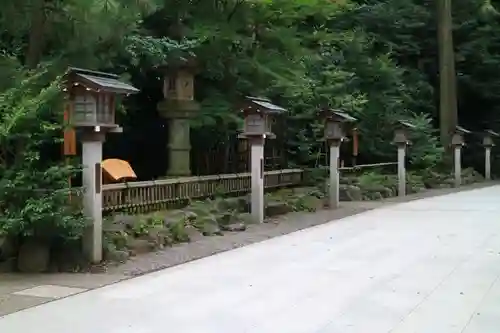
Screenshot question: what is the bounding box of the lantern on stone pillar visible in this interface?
[319,109,356,209]
[393,120,415,146]
[238,96,286,224]
[66,67,138,129]
[483,129,499,147]
[392,120,415,197]
[321,109,357,142]
[239,96,286,139]
[64,67,139,264]
[451,126,471,147]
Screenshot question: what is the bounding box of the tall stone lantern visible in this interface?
[64,67,139,263]
[157,59,199,176]
[483,129,498,180]
[238,96,286,223]
[320,109,357,209]
[393,120,415,197]
[451,125,471,187]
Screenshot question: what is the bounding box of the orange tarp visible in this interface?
[102,158,137,182]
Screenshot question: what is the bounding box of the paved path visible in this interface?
[1,186,500,332]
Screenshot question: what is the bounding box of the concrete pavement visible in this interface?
[1,185,500,332]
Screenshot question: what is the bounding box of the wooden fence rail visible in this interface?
[102,169,304,214]
[100,162,397,214]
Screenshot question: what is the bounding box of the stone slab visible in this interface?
[12,285,87,299]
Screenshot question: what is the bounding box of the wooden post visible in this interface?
[485,146,492,180]
[397,145,406,197]
[329,140,341,209]
[250,136,265,223]
[63,103,76,201]
[352,128,358,166]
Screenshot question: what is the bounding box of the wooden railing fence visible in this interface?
[102,169,304,214]
[100,162,397,214]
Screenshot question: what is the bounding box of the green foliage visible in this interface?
[0,64,85,241]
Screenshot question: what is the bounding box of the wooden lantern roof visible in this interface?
[396,120,416,130]
[241,96,286,115]
[455,125,471,135]
[485,129,499,137]
[320,108,357,122]
[65,67,139,95]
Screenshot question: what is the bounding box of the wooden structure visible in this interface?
[65,67,139,263]
[238,96,286,223]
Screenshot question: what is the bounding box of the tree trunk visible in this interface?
[437,0,458,148]
[25,0,47,68]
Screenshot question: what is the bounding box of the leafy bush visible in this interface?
[0,63,85,242]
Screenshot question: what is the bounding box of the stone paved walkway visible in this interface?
[1,184,499,332]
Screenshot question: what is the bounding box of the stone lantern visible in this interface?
[320,109,357,209]
[483,129,499,180]
[157,58,199,176]
[393,120,415,197]
[239,96,286,223]
[451,125,471,187]
[65,67,139,263]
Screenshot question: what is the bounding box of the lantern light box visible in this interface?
[451,125,471,146]
[393,120,416,145]
[240,96,286,139]
[65,67,139,128]
[483,129,499,147]
[321,109,357,141]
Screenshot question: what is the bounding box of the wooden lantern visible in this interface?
[393,120,416,146]
[321,109,357,141]
[239,96,286,139]
[451,125,471,146]
[483,129,499,147]
[65,67,138,129]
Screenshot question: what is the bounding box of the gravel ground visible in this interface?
[106,181,498,277]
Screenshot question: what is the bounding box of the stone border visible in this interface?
[106,181,499,277]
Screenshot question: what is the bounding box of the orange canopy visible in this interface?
[101,158,137,182]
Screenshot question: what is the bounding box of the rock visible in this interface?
[339,185,362,201]
[146,227,170,247]
[0,236,16,260]
[197,215,222,236]
[265,202,292,217]
[237,212,256,225]
[185,226,205,242]
[17,240,50,273]
[127,238,156,256]
[52,241,86,273]
[362,190,383,200]
[105,249,130,263]
[291,195,323,212]
[184,211,198,223]
[215,197,247,212]
[109,214,137,231]
[0,258,16,273]
[105,231,128,250]
[163,210,186,227]
[221,223,247,232]
[216,211,234,227]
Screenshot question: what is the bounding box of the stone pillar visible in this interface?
[168,117,191,176]
[158,100,199,177]
[454,145,462,187]
[81,132,105,263]
[250,137,265,224]
[485,146,492,180]
[329,141,341,209]
[397,144,406,197]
